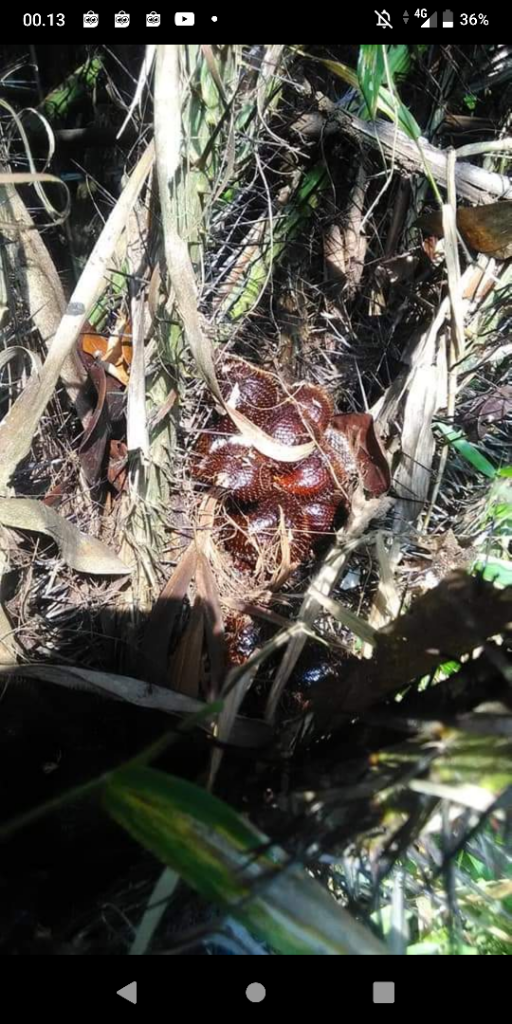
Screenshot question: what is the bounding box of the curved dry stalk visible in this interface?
[154,45,314,466]
[0,178,89,420]
[0,497,130,574]
[0,140,155,493]
[0,662,271,748]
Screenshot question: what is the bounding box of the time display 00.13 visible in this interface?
[22,12,65,26]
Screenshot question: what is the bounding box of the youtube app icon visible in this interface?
[174,11,195,24]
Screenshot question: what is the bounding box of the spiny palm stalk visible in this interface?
[125,45,329,607]
[170,45,326,325]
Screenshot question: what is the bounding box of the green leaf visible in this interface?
[357,45,411,120]
[407,941,442,954]
[386,87,421,140]
[435,423,497,478]
[308,50,420,139]
[473,557,512,588]
[224,164,327,320]
[434,734,512,793]
[494,504,512,522]
[439,660,461,677]
[318,58,358,89]
[357,45,386,119]
[483,478,512,534]
[387,45,412,77]
[103,766,389,956]
[40,57,103,121]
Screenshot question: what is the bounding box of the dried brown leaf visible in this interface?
[195,552,226,695]
[79,360,109,486]
[169,595,205,698]
[475,385,512,438]
[333,412,391,495]
[108,439,129,493]
[0,140,154,492]
[142,543,198,684]
[0,497,130,574]
[418,200,512,260]
[0,662,271,748]
[312,571,512,724]
[0,179,89,422]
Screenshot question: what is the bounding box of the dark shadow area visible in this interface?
[0,594,225,955]
[0,584,339,955]
[1,584,510,955]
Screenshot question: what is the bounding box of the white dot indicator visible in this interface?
[211,14,218,20]
[246,983,266,1003]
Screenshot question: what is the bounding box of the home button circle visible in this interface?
[245,983,266,1002]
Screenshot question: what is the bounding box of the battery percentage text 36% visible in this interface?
[461,13,489,24]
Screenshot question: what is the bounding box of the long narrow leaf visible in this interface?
[435,422,497,478]
[104,766,389,956]
[357,45,386,119]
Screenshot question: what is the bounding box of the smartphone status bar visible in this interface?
[15,8,495,38]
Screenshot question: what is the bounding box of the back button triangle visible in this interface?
[117,983,137,1005]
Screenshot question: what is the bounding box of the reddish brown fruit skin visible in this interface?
[331,414,391,495]
[192,359,389,568]
[217,359,279,427]
[267,403,310,445]
[275,451,335,496]
[299,496,344,537]
[290,382,334,433]
[194,441,274,503]
[228,494,312,565]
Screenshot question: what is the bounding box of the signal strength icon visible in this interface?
[421,9,438,26]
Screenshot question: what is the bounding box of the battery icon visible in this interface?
[443,8,454,25]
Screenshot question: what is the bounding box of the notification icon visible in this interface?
[114,10,130,26]
[175,11,195,24]
[146,10,161,24]
[83,10,99,26]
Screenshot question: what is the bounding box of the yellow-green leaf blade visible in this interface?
[104,766,389,955]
